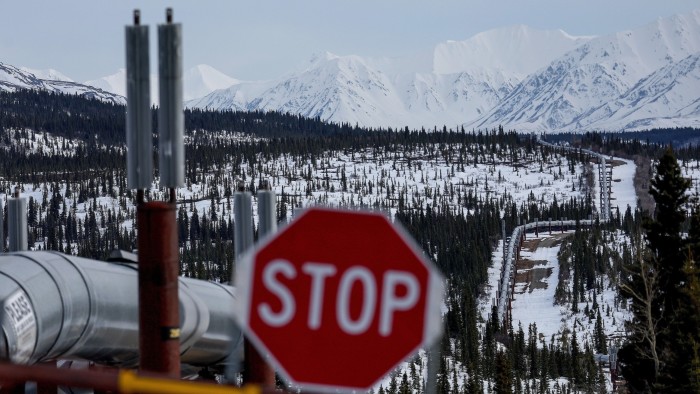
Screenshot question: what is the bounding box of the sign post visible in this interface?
[235,207,444,392]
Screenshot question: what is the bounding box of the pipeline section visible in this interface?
[496,138,614,323]
[0,251,242,368]
[537,137,611,222]
[495,219,596,322]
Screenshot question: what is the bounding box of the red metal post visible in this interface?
[243,339,275,386]
[35,362,57,394]
[0,384,24,394]
[138,201,180,378]
[0,362,119,392]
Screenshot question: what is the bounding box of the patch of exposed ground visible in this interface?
[609,159,627,168]
[515,261,553,293]
[514,233,571,294]
[521,232,569,251]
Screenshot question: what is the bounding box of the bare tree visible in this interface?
[621,262,661,370]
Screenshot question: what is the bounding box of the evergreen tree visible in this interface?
[388,374,398,394]
[494,350,513,394]
[409,361,419,391]
[399,371,410,394]
[679,210,700,392]
[467,367,483,394]
[619,147,692,392]
[594,311,607,354]
[570,332,581,387]
[436,356,450,394]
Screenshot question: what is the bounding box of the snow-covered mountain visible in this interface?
[83,64,238,104]
[188,25,592,129]
[84,69,127,98]
[183,64,239,102]
[20,67,73,82]
[432,24,593,77]
[474,9,700,132]
[0,62,124,104]
[5,10,700,132]
[190,10,700,132]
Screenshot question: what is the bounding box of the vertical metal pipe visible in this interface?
[8,188,27,252]
[0,197,4,253]
[233,192,253,278]
[125,11,153,190]
[137,201,180,378]
[157,9,184,188]
[257,189,276,238]
[241,189,277,386]
[226,191,254,382]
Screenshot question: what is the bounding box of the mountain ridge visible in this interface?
[5,10,700,132]
[190,10,700,132]
[0,62,124,104]
[473,9,700,132]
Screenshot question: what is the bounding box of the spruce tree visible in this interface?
[467,367,483,394]
[399,371,410,394]
[494,350,513,394]
[679,210,700,392]
[594,311,607,354]
[619,147,692,392]
[388,374,398,394]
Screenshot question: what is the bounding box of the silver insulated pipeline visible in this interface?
[0,251,242,367]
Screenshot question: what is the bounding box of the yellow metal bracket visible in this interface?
[118,370,262,394]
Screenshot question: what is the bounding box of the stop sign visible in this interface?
[234,207,444,392]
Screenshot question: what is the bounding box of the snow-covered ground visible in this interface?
[2,128,637,392]
[509,232,630,344]
[511,233,567,337]
[610,158,637,213]
[476,228,631,393]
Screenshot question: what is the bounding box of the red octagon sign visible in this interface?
[235,207,444,392]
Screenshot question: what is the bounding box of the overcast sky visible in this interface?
[1,1,698,82]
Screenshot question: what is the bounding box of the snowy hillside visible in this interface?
[0,62,124,104]
[0,89,644,390]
